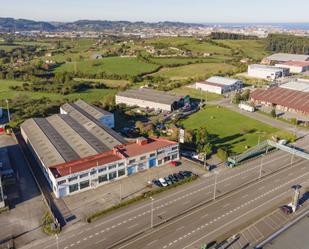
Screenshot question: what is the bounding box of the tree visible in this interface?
[270,109,276,118]
[217,148,228,162]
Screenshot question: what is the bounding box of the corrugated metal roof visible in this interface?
[206,76,240,86]
[249,64,285,72]
[280,80,309,92]
[266,53,309,62]
[116,88,180,105]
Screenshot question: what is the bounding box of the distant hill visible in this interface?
[0,17,202,32]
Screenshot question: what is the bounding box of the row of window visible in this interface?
[68,168,126,193]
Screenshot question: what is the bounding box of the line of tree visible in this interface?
[266,34,309,54]
[210,32,258,40]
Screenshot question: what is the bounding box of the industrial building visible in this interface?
[250,81,309,116]
[275,61,309,74]
[60,99,115,129]
[115,88,189,111]
[247,64,289,80]
[195,76,243,94]
[21,102,179,198]
[262,53,309,64]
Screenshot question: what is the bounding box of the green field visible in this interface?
[55,57,159,76]
[0,79,116,102]
[153,63,235,80]
[217,40,269,60]
[181,105,290,154]
[149,56,226,66]
[171,86,223,102]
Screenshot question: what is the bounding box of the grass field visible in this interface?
[153,63,235,80]
[149,56,226,66]
[181,105,291,154]
[0,79,117,102]
[74,78,130,88]
[216,40,269,60]
[55,57,159,76]
[171,86,223,101]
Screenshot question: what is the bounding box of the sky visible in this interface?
[0,0,309,23]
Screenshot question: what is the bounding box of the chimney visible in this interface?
[136,137,148,146]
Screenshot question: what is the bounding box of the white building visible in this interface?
[60,99,115,129]
[280,79,309,92]
[116,88,185,111]
[248,64,289,80]
[195,76,243,94]
[275,61,309,74]
[263,53,309,64]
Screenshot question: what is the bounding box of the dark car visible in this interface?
[280,205,293,215]
[152,179,162,187]
[180,171,193,177]
[175,172,184,180]
[168,174,178,183]
[173,173,182,181]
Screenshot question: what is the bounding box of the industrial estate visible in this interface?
[0,5,309,249]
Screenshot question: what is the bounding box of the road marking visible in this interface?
[128,223,139,229]
[242,194,249,198]
[202,214,209,218]
[147,239,158,246]
[223,203,231,208]
[95,238,106,244]
[176,226,185,231]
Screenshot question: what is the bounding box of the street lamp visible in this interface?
[213,171,219,200]
[5,99,10,122]
[150,197,154,228]
[55,234,59,249]
[259,154,265,180]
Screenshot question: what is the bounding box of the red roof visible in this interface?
[50,151,123,178]
[281,61,309,67]
[115,137,177,157]
[50,137,177,178]
[250,87,309,114]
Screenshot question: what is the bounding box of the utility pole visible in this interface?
[5,99,10,123]
[259,154,264,180]
[213,171,219,200]
[150,197,154,228]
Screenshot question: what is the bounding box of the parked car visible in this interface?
[168,174,178,183]
[280,205,293,215]
[175,172,184,180]
[152,179,162,187]
[170,160,180,167]
[164,177,173,185]
[158,178,168,187]
[180,170,193,177]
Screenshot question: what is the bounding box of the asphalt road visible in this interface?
[24,139,309,249]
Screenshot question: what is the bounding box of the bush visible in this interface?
[41,211,60,235]
[217,148,228,161]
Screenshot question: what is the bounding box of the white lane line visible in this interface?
[95,238,106,244]
[223,203,231,208]
[147,239,158,246]
[202,213,209,218]
[176,226,185,231]
[128,223,139,229]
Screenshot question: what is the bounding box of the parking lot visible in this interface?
[0,134,48,248]
[61,159,207,220]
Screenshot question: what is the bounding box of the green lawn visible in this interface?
[74,78,130,88]
[153,63,235,80]
[0,79,117,102]
[54,57,159,76]
[171,86,223,101]
[149,56,225,66]
[216,40,269,60]
[181,105,290,154]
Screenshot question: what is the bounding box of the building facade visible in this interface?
[275,61,309,74]
[248,64,289,80]
[195,76,243,94]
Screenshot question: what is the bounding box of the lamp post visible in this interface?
[259,154,265,180]
[5,99,10,122]
[213,171,219,201]
[150,197,154,228]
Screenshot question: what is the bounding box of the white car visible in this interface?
[158,178,168,187]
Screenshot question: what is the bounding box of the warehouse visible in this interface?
[250,87,309,116]
[275,61,309,74]
[247,64,289,80]
[115,88,188,111]
[60,99,115,129]
[195,76,243,94]
[262,53,309,64]
[21,103,179,198]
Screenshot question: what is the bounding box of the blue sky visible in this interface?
[0,0,309,23]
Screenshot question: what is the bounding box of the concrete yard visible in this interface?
[61,159,207,220]
[0,134,48,248]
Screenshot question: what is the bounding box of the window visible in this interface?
[98,174,108,183]
[157,150,164,155]
[172,154,178,160]
[58,180,66,185]
[164,156,170,163]
[158,159,163,165]
[108,164,117,170]
[98,167,106,173]
[69,183,79,193]
[90,170,97,175]
[172,146,178,151]
[150,153,156,158]
[79,180,90,189]
[118,169,126,177]
[109,171,117,180]
[140,156,146,160]
[129,159,136,164]
[68,176,78,182]
[118,162,125,167]
[79,172,89,178]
